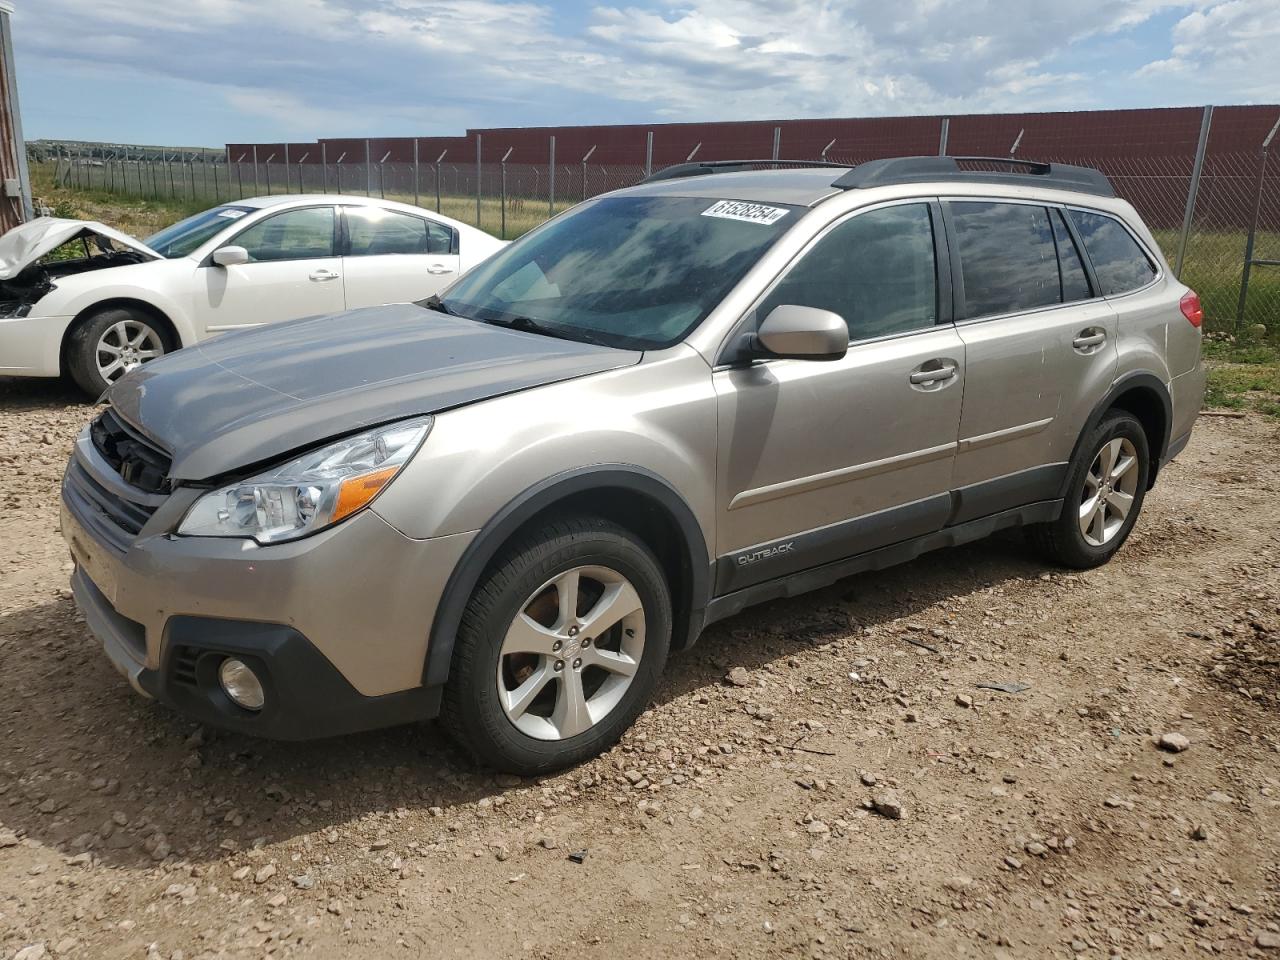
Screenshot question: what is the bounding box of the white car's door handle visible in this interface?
[309,269,340,282]
[427,263,454,275]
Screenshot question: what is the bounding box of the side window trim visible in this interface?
[714,196,949,366]
[1056,207,1101,298]
[208,204,338,265]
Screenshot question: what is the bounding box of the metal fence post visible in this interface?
[938,118,950,156]
[1235,113,1280,330]
[500,147,512,239]
[821,138,835,160]
[284,144,290,194]
[212,157,220,201]
[581,145,596,201]
[335,152,346,193]
[365,139,373,197]
[413,140,420,208]
[645,131,653,178]
[379,151,390,198]
[772,126,781,166]
[1009,129,1024,156]
[475,134,482,227]
[252,145,259,196]
[296,151,308,193]
[435,150,446,213]
[235,153,245,199]
[1175,105,1214,279]
[264,152,275,196]
[549,135,556,218]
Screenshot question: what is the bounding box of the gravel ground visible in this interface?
[1,375,1278,960]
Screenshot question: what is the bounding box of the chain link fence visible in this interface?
[28,110,1280,336]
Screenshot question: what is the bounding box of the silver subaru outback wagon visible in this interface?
[61,156,1206,773]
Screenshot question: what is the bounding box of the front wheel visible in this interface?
[1029,410,1150,569]
[67,307,171,398]
[440,517,672,774]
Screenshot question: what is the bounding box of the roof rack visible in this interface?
[830,156,1115,197]
[641,155,1115,198]
[642,159,852,183]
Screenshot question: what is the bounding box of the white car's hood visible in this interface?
[0,217,161,280]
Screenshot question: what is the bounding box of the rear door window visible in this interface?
[758,202,938,343]
[1068,209,1157,295]
[345,207,457,256]
[948,201,1059,318]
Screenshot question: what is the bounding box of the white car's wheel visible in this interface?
[68,307,172,398]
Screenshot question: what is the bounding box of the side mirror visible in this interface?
[212,245,249,267]
[754,304,848,361]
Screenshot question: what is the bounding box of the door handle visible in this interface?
[909,360,958,386]
[309,270,340,282]
[426,263,454,275]
[1073,330,1106,353]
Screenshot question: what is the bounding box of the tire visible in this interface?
[1029,410,1150,569]
[440,516,672,774]
[67,307,172,398]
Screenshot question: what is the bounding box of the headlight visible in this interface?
[177,416,432,544]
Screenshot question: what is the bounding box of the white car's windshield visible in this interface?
[145,205,253,259]
[439,195,800,350]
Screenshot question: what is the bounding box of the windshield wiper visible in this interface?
[481,315,608,347]
[418,294,460,316]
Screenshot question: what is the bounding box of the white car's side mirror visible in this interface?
[212,246,249,267]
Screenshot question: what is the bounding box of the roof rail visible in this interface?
[831,156,1115,197]
[643,159,852,183]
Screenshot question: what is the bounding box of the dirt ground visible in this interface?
[1,375,1278,960]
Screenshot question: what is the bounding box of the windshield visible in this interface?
[440,195,800,350]
[144,205,253,258]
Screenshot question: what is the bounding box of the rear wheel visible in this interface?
[1029,410,1150,568]
[67,307,171,398]
[440,516,671,774]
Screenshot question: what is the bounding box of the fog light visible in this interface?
[218,658,265,711]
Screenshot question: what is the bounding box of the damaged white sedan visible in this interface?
[0,195,505,395]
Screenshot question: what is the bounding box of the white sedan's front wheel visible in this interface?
[67,307,171,398]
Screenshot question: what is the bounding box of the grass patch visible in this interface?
[1203,334,1280,418]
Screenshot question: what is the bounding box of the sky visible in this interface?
[12,0,1279,147]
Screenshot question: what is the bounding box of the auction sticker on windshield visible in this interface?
[701,200,790,226]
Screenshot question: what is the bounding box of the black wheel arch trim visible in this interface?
[422,465,712,690]
[1060,371,1171,498]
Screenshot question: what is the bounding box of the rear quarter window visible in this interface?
[1068,210,1157,296]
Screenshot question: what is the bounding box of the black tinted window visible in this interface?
[759,203,937,342]
[1069,210,1157,295]
[1052,209,1092,302]
[950,202,1059,318]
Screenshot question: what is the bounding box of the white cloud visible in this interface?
[14,0,1276,143]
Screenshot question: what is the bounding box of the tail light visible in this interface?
[1179,290,1203,328]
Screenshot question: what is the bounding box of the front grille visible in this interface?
[65,458,157,538]
[90,408,172,495]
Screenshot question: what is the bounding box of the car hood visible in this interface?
[0,217,161,280]
[106,303,640,481]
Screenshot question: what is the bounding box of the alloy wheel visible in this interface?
[496,565,646,741]
[1079,436,1140,547]
[96,320,164,384]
